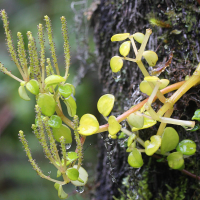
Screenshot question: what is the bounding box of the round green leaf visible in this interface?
[167,152,184,170]
[45,75,65,87]
[78,114,99,136]
[64,96,77,117]
[127,113,144,128]
[132,32,144,43]
[37,93,56,116]
[66,168,79,181]
[71,165,88,186]
[192,109,200,121]
[176,139,196,155]
[18,85,31,101]
[97,94,115,117]
[127,133,136,147]
[110,56,123,73]
[145,135,161,156]
[142,51,158,66]
[66,152,78,165]
[108,115,121,136]
[128,148,143,168]
[160,127,179,155]
[48,115,62,128]
[119,41,131,57]
[58,84,73,98]
[52,124,72,143]
[26,79,39,95]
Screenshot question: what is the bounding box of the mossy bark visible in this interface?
[92,0,200,199]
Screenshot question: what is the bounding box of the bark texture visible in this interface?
[92,0,200,199]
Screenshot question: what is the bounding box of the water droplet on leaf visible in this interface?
[75,186,84,193]
[65,143,71,150]
[112,71,121,80]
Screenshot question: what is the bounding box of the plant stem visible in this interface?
[129,37,138,56]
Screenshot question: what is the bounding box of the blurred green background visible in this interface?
[0,0,100,199]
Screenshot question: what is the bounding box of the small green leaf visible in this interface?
[71,165,88,186]
[78,114,99,136]
[160,127,179,155]
[176,139,196,155]
[167,152,184,170]
[118,132,126,139]
[37,93,56,116]
[108,115,121,136]
[145,135,161,156]
[66,168,79,181]
[64,96,77,117]
[48,115,62,128]
[111,33,130,42]
[119,41,131,57]
[97,94,115,117]
[58,185,68,199]
[190,124,200,132]
[127,113,144,128]
[128,148,143,168]
[110,56,123,73]
[192,109,200,121]
[142,51,158,66]
[18,85,31,101]
[58,84,73,98]
[45,75,65,87]
[66,152,78,165]
[26,79,39,95]
[127,134,136,147]
[52,124,72,143]
[132,32,144,43]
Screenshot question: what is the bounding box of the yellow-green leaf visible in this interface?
[119,41,131,57]
[71,165,88,186]
[110,56,123,73]
[64,96,77,117]
[45,75,65,87]
[128,148,143,168]
[132,32,144,43]
[142,51,158,66]
[26,79,39,95]
[111,33,130,42]
[18,85,31,101]
[127,113,144,128]
[108,115,121,136]
[97,94,115,117]
[78,114,99,136]
[145,135,161,156]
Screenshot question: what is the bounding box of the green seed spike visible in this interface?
[61,16,70,80]
[44,15,60,75]
[27,31,41,83]
[18,130,43,176]
[73,115,83,170]
[0,10,26,80]
[60,136,67,167]
[37,23,45,88]
[17,32,28,79]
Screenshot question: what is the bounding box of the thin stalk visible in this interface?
[157,108,173,136]
[121,128,132,136]
[136,137,145,147]
[129,37,138,56]
[123,57,137,62]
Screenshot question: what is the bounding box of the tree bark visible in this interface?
[92,0,200,199]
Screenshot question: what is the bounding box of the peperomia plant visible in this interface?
[1,8,200,199]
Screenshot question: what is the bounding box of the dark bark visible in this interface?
[92,0,200,199]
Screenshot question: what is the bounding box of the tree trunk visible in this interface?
[92,0,200,199]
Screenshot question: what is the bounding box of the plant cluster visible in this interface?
[0,9,200,199]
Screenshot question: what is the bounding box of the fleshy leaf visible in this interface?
[78,114,99,135]
[37,93,56,116]
[176,139,196,155]
[127,113,144,128]
[110,56,123,73]
[58,185,68,199]
[131,112,156,132]
[160,127,179,155]
[167,152,184,170]
[58,84,73,98]
[192,109,200,121]
[128,148,143,168]
[45,75,65,87]
[145,135,161,156]
[132,32,145,43]
[108,115,121,136]
[26,79,39,95]
[144,76,159,83]
[66,152,78,165]
[127,133,136,147]
[66,168,79,181]
[52,124,72,143]
[64,96,77,117]
[97,94,115,117]
[18,85,31,101]
[71,165,88,186]
[48,115,62,128]
[142,51,158,66]
[119,41,131,57]
[111,33,130,42]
